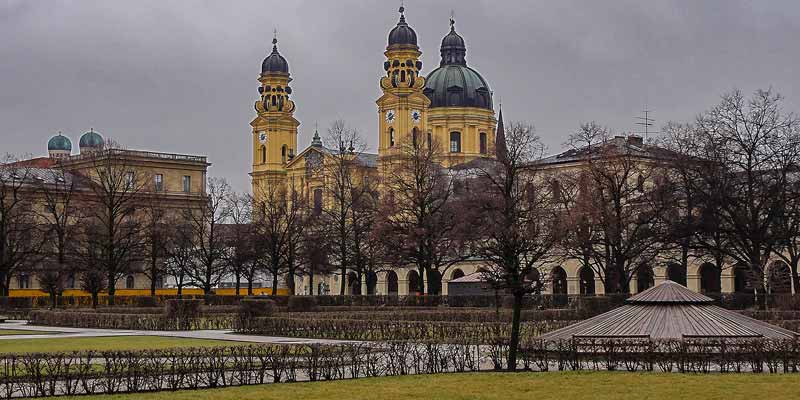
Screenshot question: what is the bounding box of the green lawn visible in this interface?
[0,329,54,336]
[46,371,800,400]
[0,335,240,354]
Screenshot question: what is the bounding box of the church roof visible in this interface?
[539,281,797,340]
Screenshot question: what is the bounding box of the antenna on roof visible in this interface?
[634,108,654,141]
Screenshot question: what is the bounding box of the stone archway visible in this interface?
[637,265,654,293]
[451,268,465,281]
[551,266,568,295]
[347,272,359,295]
[579,267,595,295]
[767,261,792,294]
[407,270,421,295]
[386,271,398,296]
[666,263,687,286]
[734,265,751,293]
[699,263,721,293]
[366,271,378,295]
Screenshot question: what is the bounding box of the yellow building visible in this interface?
[6,129,211,297]
[250,8,497,198]
[247,8,501,295]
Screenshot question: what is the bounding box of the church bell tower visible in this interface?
[250,35,300,195]
[376,6,431,166]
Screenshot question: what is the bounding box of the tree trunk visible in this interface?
[309,269,315,296]
[506,291,524,371]
[235,274,241,297]
[272,270,279,296]
[247,279,253,296]
[150,273,157,297]
[91,292,99,308]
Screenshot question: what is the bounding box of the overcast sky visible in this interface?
[2,0,799,191]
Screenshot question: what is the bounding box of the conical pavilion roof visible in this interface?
[627,280,714,304]
[539,281,797,341]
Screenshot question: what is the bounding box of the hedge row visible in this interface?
[286,309,596,323]
[237,316,572,342]
[28,310,235,331]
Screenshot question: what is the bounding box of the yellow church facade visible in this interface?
[247,8,499,295]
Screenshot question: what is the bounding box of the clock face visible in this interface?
[411,109,421,124]
[258,131,267,144]
[385,110,396,124]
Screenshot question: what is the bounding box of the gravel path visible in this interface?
[0,320,351,344]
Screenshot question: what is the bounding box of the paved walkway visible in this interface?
[0,320,350,345]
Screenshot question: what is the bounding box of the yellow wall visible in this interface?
[9,287,289,297]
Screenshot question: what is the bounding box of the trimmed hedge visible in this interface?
[28,310,234,331]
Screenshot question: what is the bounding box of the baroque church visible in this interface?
[248,7,498,295]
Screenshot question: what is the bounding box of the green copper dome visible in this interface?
[47,134,72,151]
[423,20,493,110]
[79,130,104,148]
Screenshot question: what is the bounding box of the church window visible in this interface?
[281,145,287,163]
[479,132,487,154]
[400,70,406,82]
[313,188,323,215]
[260,145,267,164]
[125,275,135,289]
[412,128,418,148]
[389,128,395,147]
[450,131,462,153]
[427,131,432,148]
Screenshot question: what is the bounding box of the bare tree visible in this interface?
[183,177,229,297]
[320,120,370,294]
[35,165,79,307]
[468,119,563,371]
[77,142,148,305]
[222,192,257,296]
[689,89,799,304]
[375,135,468,295]
[139,197,170,297]
[298,213,333,295]
[0,155,45,296]
[252,179,305,296]
[562,123,671,294]
[163,221,194,297]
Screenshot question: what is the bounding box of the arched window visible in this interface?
[389,128,395,147]
[18,274,29,289]
[66,273,76,289]
[449,131,461,153]
[412,128,418,148]
[400,70,406,82]
[260,145,267,164]
[479,132,487,154]
[281,145,287,163]
[125,275,135,289]
[427,131,433,148]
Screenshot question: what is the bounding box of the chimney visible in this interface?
[627,135,643,146]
